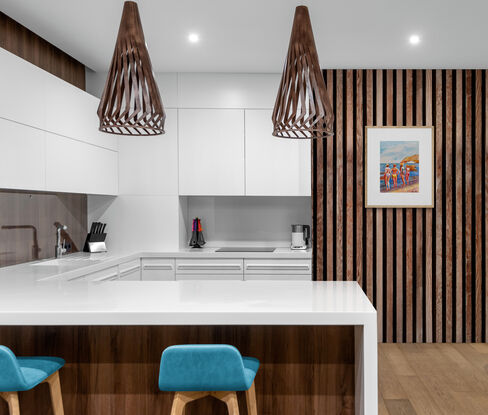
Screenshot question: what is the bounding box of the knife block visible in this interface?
[83,232,107,253]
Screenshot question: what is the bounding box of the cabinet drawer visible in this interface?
[245,274,312,281]
[244,259,311,276]
[69,266,119,282]
[141,258,175,281]
[119,259,141,281]
[176,259,243,275]
[176,274,243,281]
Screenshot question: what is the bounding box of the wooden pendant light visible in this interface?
[98,1,165,135]
[272,6,334,139]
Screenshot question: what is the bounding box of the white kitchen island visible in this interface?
[0,278,377,415]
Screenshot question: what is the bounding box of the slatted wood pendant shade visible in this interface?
[98,1,165,135]
[272,6,333,139]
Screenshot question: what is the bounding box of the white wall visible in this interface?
[183,196,311,247]
[86,71,311,252]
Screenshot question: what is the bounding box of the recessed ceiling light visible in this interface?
[409,34,421,45]
[188,33,200,43]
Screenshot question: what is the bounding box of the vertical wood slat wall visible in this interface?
[312,69,487,343]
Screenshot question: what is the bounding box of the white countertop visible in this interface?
[0,280,375,325]
[0,248,311,283]
[0,250,376,326]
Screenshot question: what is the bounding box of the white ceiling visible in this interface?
[0,0,487,72]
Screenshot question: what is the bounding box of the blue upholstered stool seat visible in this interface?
[0,346,65,392]
[159,344,259,392]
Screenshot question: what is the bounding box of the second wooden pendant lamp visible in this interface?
[272,6,334,139]
[98,1,165,136]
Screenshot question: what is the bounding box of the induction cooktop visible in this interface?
[215,247,276,252]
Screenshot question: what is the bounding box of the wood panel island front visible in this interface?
[0,267,377,415]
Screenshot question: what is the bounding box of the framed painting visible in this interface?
[365,126,434,208]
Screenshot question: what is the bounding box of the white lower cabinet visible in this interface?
[244,259,312,280]
[175,259,244,280]
[69,266,119,282]
[141,258,176,281]
[118,259,141,281]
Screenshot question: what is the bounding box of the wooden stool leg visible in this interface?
[0,392,20,415]
[171,392,209,415]
[245,382,257,415]
[43,371,64,415]
[171,393,187,415]
[213,391,240,415]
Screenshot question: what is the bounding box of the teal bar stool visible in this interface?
[159,344,259,415]
[0,346,65,415]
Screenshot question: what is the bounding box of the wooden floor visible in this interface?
[379,343,488,415]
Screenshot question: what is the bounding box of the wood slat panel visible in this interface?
[415,69,424,343]
[405,70,414,343]
[314,69,487,343]
[455,70,463,342]
[396,69,405,342]
[386,70,394,343]
[376,69,384,342]
[355,70,364,286]
[425,69,433,342]
[336,70,344,282]
[435,70,444,343]
[0,12,85,89]
[365,70,374,302]
[346,70,354,281]
[0,326,355,415]
[326,70,335,281]
[445,70,453,342]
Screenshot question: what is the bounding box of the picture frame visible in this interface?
[365,126,434,208]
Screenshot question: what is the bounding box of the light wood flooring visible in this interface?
[379,343,488,415]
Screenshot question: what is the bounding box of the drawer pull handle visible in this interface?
[143,265,173,271]
[68,269,118,282]
[94,272,119,282]
[246,265,310,271]
[177,265,242,271]
[119,265,140,277]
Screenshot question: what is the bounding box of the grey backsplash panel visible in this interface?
[0,190,87,267]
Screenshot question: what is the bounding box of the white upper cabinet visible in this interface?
[0,48,47,129]
[0,118,46,191]
[245,110,311,196]
[178,73,281,109]
[118,109,178,196]
[45,133,118,195]
[178,109,245,196]
[0,48,118,195]
[44,75,117,151]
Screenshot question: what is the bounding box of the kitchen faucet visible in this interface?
[55,223,68,258]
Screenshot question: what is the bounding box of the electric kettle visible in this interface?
[291,224,310,250]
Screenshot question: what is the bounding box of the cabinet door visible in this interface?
[244,259,312,280]
[119,259,141,281]
[0,118,46,191]
[245,110,311,196]
[178,109,245,195]
[68,266,119,282]
[45,132,118,195]
[141,258,176,281]
[0,48,46,129]
[44,74,117,151]
[175,259,244,280]
[176,274,243,281]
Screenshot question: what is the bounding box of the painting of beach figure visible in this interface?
[379,141,419,193]
[365,126,434,208]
